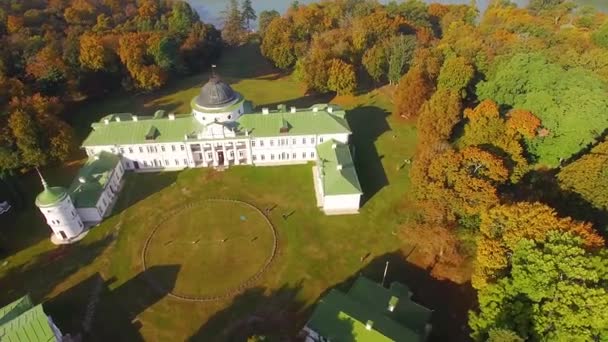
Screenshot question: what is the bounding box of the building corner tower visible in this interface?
[35,170,85,244]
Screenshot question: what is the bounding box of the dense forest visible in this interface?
[260,0,608,340]
[0,0,221,175]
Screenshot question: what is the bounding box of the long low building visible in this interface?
[36,75,363,242]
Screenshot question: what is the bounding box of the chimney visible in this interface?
[366,320,374,331]
[132,115,138,122]
[313,107,319,113]
[262,108,269,115]
[336,164,343,171]
[169,113,175,120]
[103,119,110,125]
[115,117,121,122]
[388,296,399,312]
[328,106,333,113]
[290,106,297,113]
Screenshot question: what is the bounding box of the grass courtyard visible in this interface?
[145,200,276,298]
[0,42,473,341]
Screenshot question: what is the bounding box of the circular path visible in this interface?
[142,199,278,302]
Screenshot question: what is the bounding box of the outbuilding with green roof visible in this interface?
[0,295,64,342]
[302,276,432,342]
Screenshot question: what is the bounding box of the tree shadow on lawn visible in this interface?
[347,105,391,206]
[47,264,181,341]
[108,171,178,218]
[190,282,306,341]
[190,251,474,341]
[0,234,114,319]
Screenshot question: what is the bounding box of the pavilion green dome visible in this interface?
[35,186,69,208]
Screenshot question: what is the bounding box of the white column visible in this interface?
[212,144,218,167]
[246,140,252,165]
[234,141,240,166]
[223,143,229,166]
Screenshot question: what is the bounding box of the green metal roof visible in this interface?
[35,186,68,208]
[82,103,350,146]
[306,277,432,342]
[82,114,201,146]
[237,105,351,137]
[316,140,362,196]
[0,296,57,342]
[69,151,121,208]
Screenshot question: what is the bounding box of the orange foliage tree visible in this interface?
[473,202,605,289]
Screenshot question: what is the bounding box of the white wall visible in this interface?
[87,143,192,171]
[77,207,102,222]
[39,197,84,240]
[193,102,244,124]
[323,194,361,213]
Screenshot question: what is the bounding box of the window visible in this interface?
[239,151,244,158]
[181,145,185,151]
[293,153,297,159]
[110,148,116,153]
[302,152,307,159]
[230,151,234,157]
[271,154,275,160]
[172,145,176,152]
[127,162,132,169]
[311,138,316,144]
[143,161,148,167]
[175,159,179,165]
[72,211,75,217]
[310,152,315,158]
[57,219,61,224]
[165,160,169,166]
[302,138,307,144]
[207,153,213,159]
[129,147,133,153]
[253,155,257,161]
[139,147,144,153]
[184,158,188,165]
[161,146,165,152]
[260,140,264,147]
[119,148,125,154]
[251,140,256,147]
[228,115,232,119]
[80,222,83,228]
[320,137,324,143]
[270,140,274,146]
[292,138,297,145]
[261,154,266,160]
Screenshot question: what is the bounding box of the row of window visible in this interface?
[112,144,186,155]
[253,151,315,162]
[251,137,324,148]
[126,158,189,169]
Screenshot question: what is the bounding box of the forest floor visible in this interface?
[0,42,474,341]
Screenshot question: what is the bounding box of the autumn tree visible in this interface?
[470,231,608,341]
[258,10,280,37]
[473,202,604,289]
[261,17,296,69]
[222,0,244,46]
[558,140,608,211]
[362,43,387,82]
[327,59,356,95]
[393,66,433,119]
[6,94,74,168]
[437,56,474,96]
[387,34,417,84]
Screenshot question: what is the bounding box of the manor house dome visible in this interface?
[195,76,238,109]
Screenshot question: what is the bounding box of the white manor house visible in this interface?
[36,76,363,243]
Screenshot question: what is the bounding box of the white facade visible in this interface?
[75,161,124,223]
[36,189,85,242]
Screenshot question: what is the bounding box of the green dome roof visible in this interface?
[35,186,69,207]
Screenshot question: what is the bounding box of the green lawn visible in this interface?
[145,200,276,298]
[0,43,471,341]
